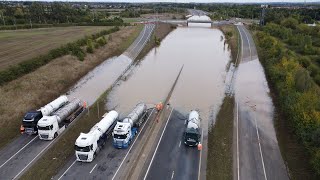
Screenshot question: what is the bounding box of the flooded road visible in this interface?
[67,55,132,106]
[107,24,231,125]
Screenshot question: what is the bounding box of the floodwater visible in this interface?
[107,23,232,128]
[67,55,132,106]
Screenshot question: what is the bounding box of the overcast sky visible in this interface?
[9,0,320,3]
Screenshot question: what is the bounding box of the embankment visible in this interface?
[0,25,142,150]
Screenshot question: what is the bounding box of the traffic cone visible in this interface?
[197,143,202,151]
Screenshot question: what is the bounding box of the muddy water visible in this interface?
[67,55,132,106]
[107,24,231,127]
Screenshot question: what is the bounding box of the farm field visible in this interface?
[0,26,110,70]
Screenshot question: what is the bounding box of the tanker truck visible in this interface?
[113,103,149,149]
[184,110,202,147]
[75,110,118,162]
[21,95,68,135]
[37,98,85,140]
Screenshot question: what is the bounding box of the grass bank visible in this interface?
[207,96,234,180]
[21,89,112,180]
[0,25,141,150]
[218,25,240,65]
[136,22,176,60]
[252,30,320,179]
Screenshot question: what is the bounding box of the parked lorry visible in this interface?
[20,95,68,135]
[112,103,148,149]
[184,110,201,147]
[75,110,118,162]
[37,98,85,140]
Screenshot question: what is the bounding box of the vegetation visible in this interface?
[219,25,240,65]
[252,14,320,177]
[207,96,234,180]
[0,26,120,86]
[22,89,112,180]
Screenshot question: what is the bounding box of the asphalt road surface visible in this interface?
[234,25,289,180]
[145,109,200,180]
[55,109,157,180]
[0,24,153,180]
[124,23,155,60]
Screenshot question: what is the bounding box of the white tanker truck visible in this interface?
[113,103,149,149]
[37,98,85,140]
[184,110,202,147]
[21,95,68,135]
[75,110,118,162]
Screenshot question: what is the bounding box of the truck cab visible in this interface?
[37,116,61,140]
[113,122,135,149]
[75,133,98,162]
[21,111,43,135]
[184,128,201,146]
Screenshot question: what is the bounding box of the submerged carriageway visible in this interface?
[0,23,155,180]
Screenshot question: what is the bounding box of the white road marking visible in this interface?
[171,171,175,180]
[179,141,181,148]
[254,116,268,180]
[89,164,97,174]
[0,136,38,169]
[112,108,155,180]
[197,128,204,180]
[57,160,76,180]
[13,139,56,179]
[143,108,173,180]
[241,27,252,60]
[237,102,240,180]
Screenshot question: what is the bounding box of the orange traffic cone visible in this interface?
[197,143,202,151]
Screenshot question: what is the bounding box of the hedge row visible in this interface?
[0,26,120,86]
[254,30,320,175]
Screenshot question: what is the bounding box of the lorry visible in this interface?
[75,110,118,162]
[20,95,68,135]
[37,98,85,140]
[184,110,201,147]
[112,103,148,149]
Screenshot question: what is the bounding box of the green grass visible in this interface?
[21,26,144,179]
[116,24,143,55]
[207,96,234,180]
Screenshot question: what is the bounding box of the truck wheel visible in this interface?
[54,132,58,139]
[93,152,96,159]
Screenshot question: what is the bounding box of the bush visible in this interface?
[96,36,107,46]
[86,39,94,53]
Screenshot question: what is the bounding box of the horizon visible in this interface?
[2,0,320,4]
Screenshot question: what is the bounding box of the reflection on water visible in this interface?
[107,23,231,130]
[67,55,132,105]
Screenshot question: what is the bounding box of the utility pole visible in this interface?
[260,5,268,26]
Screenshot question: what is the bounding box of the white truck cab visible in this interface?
[112,122,132,148]
[37,116,62,140]
[75,132,98,162]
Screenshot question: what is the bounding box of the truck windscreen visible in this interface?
[185,132,198,141]
[114,134,127,139]
[38,125,51,130]
[75,145,91,152]
[22,121,35,127]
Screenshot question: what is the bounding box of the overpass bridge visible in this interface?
[186,19,214,27]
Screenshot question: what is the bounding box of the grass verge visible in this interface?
[0,26,141,150]
[21,89,111,180]
[251,30,320,180]
[207,96,234,180]
[218,25,240,65]
[20,25,147,179]
[136,22,176,60]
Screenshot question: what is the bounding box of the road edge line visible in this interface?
[111,108,155,180]
[143,108,173,180]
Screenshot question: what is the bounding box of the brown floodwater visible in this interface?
[106,23,232,128]
[67,55,132,106]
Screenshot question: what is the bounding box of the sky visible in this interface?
[8,0,320,3]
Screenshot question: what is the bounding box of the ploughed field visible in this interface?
[0,26,110,70]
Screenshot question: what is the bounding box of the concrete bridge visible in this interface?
[186,19,214,27]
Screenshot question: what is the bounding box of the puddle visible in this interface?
[107,23,232,130]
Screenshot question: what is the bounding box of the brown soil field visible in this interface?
[0,26,110,70]
[0,25,141,150]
